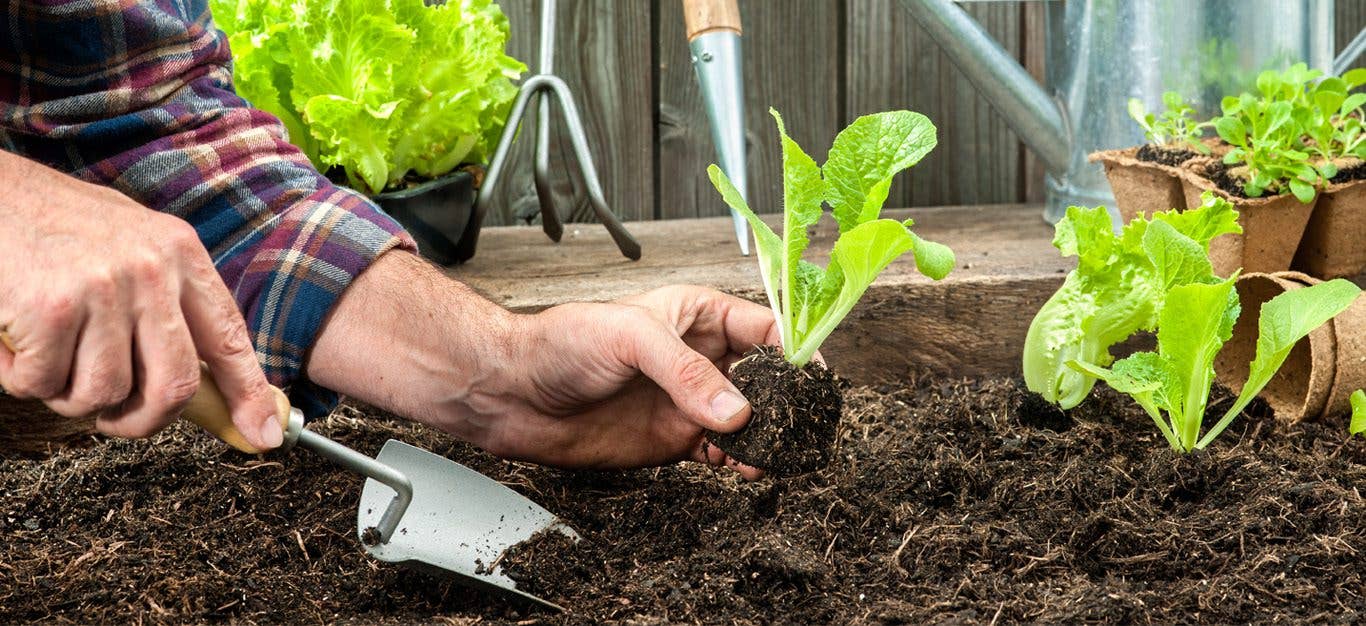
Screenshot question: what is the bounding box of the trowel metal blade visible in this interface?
[357,439,576,611]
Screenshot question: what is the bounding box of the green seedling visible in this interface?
[709,109,955,366]
[1351,390,1366,437]
[1073,278,1360,453]
[1128,91,1210,154]
[1023,192,1241,409]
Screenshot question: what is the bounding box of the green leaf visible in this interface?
[1158,278,1239,450]
[1200,279,1361,449]
[707,164,787,347]
[823,111,937,232]
[1142,219,1213,292]
[909,231,955,280]
[1351,390,1366,436]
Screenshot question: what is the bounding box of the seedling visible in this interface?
[703,108,954,475]
[1128,91,1210,154]
[1073,277,1359,452]
[1023,192,1241,409]
[1352,390,1366,437]
[709,109,955,366]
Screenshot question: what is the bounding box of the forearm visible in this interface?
[305,251,518,433]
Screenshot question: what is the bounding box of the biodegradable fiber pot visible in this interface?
[1179,161,1316,277]
[1291,177,1366,279]
[1214,271,1366,423]
[374,169,478,266]
[1090,147,1188,222]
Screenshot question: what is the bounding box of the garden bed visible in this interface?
[5,377,1366,624]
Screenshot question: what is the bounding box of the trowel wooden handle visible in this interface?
[0,329,290,454]
[184,365,293,454]
[683,0,741,40]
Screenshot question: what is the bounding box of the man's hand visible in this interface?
[308,253,775,478]
[454,286,774,478]
[0,152,281,449]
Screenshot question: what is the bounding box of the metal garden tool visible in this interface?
[684,0,750,256]
[465,0,641,262]
[0,331,574,611]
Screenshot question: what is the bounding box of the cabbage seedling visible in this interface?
[702,109,954,475]
[1022,193,1242,409]
[709,109,956,366]
[1072,278,1360,452]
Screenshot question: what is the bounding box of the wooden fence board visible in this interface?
[1340,0,1366,72]
[655,0,843,220]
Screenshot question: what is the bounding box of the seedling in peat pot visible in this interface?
[1071,275,1359,453]
[1023,192,1242,409]
[1129,91,1211,156]
[705,109,955,476]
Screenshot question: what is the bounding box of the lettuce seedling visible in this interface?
[1128,91,1210,154]
[1073,278,1360,452]
[708,109,955,366]
[1351,390,1366,437]
[1023,192,1241,409]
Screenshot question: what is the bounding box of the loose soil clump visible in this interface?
[6,378,1366,624]
[704,345,843,476]
[1135,143,1199,167]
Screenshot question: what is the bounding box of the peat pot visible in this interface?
[1089,147,1191,222]
[1292,177,1366,279]
[1179,162,1317,277]
[375,169,479,266]
[1215,272,1366,423]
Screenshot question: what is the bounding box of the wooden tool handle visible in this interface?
[0,330,290,454]
[683,0,742,40]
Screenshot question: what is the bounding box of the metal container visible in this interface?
[903,0,1352,223]
[375,169,477,266]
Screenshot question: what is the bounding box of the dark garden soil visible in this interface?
[1135,143,1199,167]
[1206,161,1255,198]
[6,377,1366,624]
[705,346,843,476]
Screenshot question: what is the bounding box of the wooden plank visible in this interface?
[448,203,1069,384]
[1340,0,1366,73]
[655,0,843,220]
[845,0,1024,208]
[483,1,654,226]
[1019,1,1047,205]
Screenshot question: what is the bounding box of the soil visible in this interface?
[1135,143,1199,167]
[704,346,844,476]
[1331,159,1366,184]
[1205,160,1257,198]
[6,378,1366,624]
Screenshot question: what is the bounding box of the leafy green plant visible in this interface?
[1128,91,1210,154]
[1215,93,1319,202]
[1073,278,1360,452]
[708,109,956,366]
[1022,192,1241,409]
[211,0,526,195]
[1351,390,1366,437]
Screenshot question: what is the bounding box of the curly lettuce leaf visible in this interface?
[1023,192,1241,409]
[210,0,525,195]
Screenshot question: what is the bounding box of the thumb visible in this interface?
[626,319,751,432]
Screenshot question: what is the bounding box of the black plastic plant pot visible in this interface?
[374,169,478,266]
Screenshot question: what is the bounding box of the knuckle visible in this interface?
[160,218,204,254]
[82,362,133,410]
[6,366,61,399]
[212,315,255,359]
[150,366,201,414]
[672,352,717,392]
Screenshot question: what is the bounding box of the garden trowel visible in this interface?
[0,331,574,611]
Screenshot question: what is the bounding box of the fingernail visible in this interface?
[258,415,284,449]
[710,388,749,423]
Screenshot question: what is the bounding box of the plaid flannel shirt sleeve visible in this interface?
[0,0,417,417]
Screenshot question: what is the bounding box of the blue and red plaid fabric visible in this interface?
[0,0,417,417]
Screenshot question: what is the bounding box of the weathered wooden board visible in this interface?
[484,0,655,226]
[655,0,843,220]
[449,204,1068,384]
[845,0,1026,208]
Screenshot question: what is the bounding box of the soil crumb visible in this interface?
[1135,143,1199,167]
[5,380,1366,624]
[705,345,843,476]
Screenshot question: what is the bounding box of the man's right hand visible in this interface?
[0,152,281,450]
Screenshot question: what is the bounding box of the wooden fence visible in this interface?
[484,0,1366,226]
